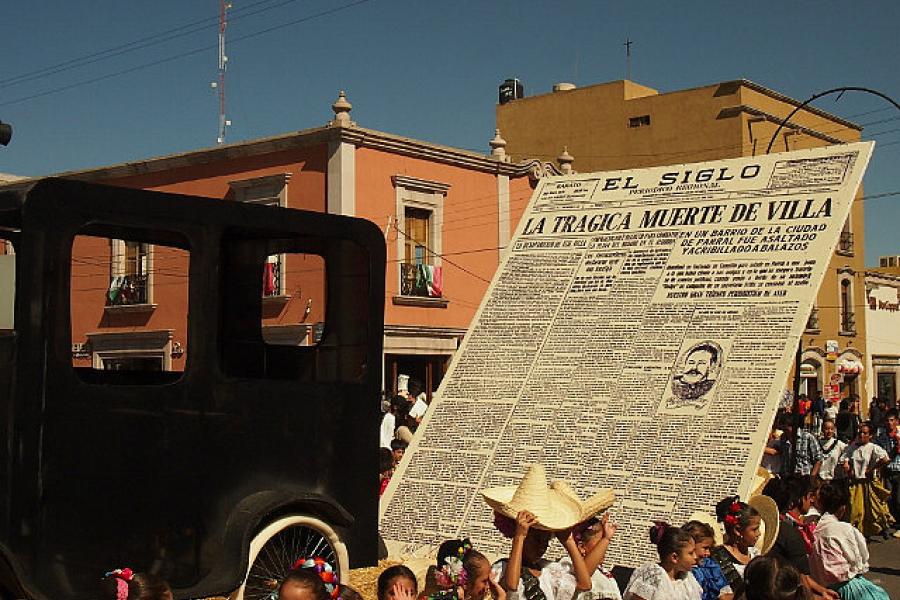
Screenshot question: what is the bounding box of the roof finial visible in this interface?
[490,128,509,162]
[330,90,355,127]
[557,146,574,174]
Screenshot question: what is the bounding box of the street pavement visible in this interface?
[867,535,900,597]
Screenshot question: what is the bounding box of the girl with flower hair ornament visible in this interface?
[429,538,506,600]
[291,556,342,600]
[708,496,761,600]
[280,566,331,600]
[99,568,173,600]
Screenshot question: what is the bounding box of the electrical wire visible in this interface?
[0,0,305,89]
[0,0,374,108]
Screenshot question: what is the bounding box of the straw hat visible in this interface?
[748,494,780,555]
[481,464,615,531]
[752,467,774,498]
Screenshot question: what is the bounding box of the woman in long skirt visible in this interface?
[841,421,893,538]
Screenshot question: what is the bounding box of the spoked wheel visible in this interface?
[236,514,348,600]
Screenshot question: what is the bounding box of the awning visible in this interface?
[837,358,864,375]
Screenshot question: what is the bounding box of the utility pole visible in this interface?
[212,0,232,144]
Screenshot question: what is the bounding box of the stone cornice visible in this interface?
[866,270,900,284]
[336,126,537,176]
[383,324,467,338]
[733,80,862,131]
[717,105,848,145]
[58,124,537,183]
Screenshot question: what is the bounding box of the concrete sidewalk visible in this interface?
[866,536,900,597]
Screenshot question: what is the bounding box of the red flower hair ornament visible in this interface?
[103,568,134,600]
[723,499,743,528]
[292,556,340,600]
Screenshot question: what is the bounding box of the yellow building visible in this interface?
[497,79,868,409]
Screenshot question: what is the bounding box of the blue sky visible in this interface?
[1,0,898,262]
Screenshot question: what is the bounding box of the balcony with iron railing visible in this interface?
[840,310,856,335]
[107,274,149,306]
[394,262,448,307]
[837,231,854,255]
[805,306,820,333]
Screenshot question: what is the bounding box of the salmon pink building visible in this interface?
[48,94,559,398]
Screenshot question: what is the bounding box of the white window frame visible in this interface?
[229,173,292,296]
[392,176,449,295]
[87,330,174,371]
[109,239,153,304]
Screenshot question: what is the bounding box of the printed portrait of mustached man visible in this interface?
[671,340,724,403]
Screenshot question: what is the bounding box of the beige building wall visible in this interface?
[865,271,900,404]
[497,79,868,408]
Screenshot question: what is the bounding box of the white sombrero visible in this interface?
[481,464,615,531]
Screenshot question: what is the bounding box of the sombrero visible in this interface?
[748,494,780,555]
[481,464,615,531]
[752,467,774,498]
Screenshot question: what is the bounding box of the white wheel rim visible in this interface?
[235,514,348,600]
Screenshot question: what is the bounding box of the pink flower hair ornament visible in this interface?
[434,555,469,589]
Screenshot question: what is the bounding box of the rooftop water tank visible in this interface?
[499,78,524,104]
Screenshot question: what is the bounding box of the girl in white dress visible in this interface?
[558,513,622,600]
[623,522,701,600]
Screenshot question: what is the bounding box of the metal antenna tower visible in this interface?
[212,0,232,144]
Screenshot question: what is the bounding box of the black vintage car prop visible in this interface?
[0,179,384,600]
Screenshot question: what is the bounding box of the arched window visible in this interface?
[840,278,854,333]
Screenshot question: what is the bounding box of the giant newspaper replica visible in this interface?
[381,142,873,566]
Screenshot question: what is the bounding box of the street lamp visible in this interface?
[0,120,11,146]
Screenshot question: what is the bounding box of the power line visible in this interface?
[0,0,298,89]
[0,0,374,108]
[391,221,491,284]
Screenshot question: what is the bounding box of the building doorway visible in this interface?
[384,354,449,401]
[877,371,896,404]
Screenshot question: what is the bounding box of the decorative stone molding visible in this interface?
[391,175,451,195]
[228,173,291,206]
[520,159,563,182]
[86,329,174,370]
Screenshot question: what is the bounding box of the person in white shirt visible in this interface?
[810,481,890,599]
[840,421,892,538]
[818,419,847,481]
[380,395,407,449]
